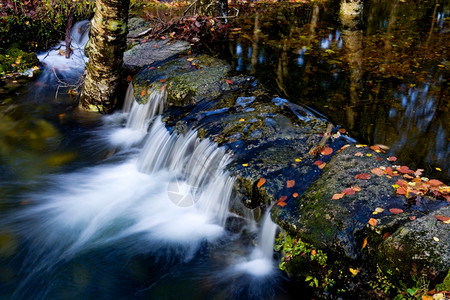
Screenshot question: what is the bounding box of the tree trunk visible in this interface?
[80,0,130,113]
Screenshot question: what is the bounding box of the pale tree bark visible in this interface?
[80,0,130,113]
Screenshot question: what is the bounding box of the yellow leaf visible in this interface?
[239,119,245,122]
[356,144,367,148]
[436,167,442,171]
[349,268,359,276]
[187,58,194,61]
[242,163,248,167]
[295,158,302,162]
[366,153,372,157]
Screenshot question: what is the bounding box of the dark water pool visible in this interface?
[227,0,449,183]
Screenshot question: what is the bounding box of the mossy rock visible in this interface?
[378,205,450,283]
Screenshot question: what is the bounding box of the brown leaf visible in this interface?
[332,193,344,200]
[338,128,346,133]
[286,180,295,188]
[375,156,383,162]
[342,188,356,195]
[389,208,404,214]
[257,178,266,188]
[382,232,390,240]
[321,147,333,156]
[355,173,371,180]
[371,167,384,176]
[368,218,378,226]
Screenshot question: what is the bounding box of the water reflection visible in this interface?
[229,0,449,182]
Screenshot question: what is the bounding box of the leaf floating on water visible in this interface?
[389,208,404,214]
[287,180,295,188]
[257,178,266,188]
[313,160,323,166]
[186,57,194,61]
[368,218,378,226]
[356,144,367,148]
[434,215,450,223]
[126,75,132,82]
[295,158,302,162]
[332,193,344,200]
[366,153,372,157]
[277,196,288,207]
[321,147,333,156]
[293,192,299,198]
[338,128,346,133]
[318,163,327,169]
[387,156,397,162]
[397,166,414,174]
[396,187,407,195]
[355,173,371,180]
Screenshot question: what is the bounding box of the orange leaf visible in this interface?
[371,167,384,176]
[126,75,132,82]
[382,232,390,240]
[403,174,414,179]
[395,179,408,187]
[389,208,404,214]
[355,173,371,180]
[321,147,333,156]
[318,163,327,169]
[368,218,378,226]
[362,236,368,249]
[140,90,147,97]
[434,215,450,223]
[154,44,159,48]
[159,78,168,83]
[225,79,233,85]
[313,160,323,166]
[292,192,299,198]
[277,201,287,207]
[387,156,397,162]
[332,193,344,200]
[396,187,407,195]
[311,249,317,256]
[398,165,414,174]
[351,186,362,192]
[370,145,381,152]
[338,128,346,133]
[354,152,363,157]
[286,180,295,188]
[428,179,444,186]
[279,196,287,202]
[257,178,266,188]
[160,85,167,92]
[342,188,356,195]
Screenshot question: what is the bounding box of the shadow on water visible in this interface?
[227,0,449,183]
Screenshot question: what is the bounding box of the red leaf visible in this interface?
[225,79,233,85]
[149,66,155,70]
[279,196,287,202]
[342,188,356,195]
[286,180,295,188]
[355,173,371,180]
[398,166,414,174]
[387,156,397,162]
[375,156,383,162]
[321,147,333,156]
[382,232,390,240]
[389,208,404,214]
[409,216,416,221]
[434,215,450,222]
[428,179,444,186]
[396,187,407,195]
[338,128,346,133]
[395,179,408,188]
[313,160,323,165]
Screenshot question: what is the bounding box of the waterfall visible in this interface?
[125,88,168,130]
[122,83,135,113]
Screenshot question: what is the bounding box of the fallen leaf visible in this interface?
[160,85,167,92]
[239,118,245,122]
[354,152,363,157]
[366,153,373,157]
[409,216,416,221]
[279,196,287,202]
[159,78,168,83]
[368,218,378,226]
[398,165,414,174]
[356,144,367,148]
[375,144,390,150]
[257,178,266,188]
[149,66,155,70]
[396,187,407,195]
[352,186,362,192]
[436,167,442,171]
[422,295,434,300]
[434,215,450,223]
[370,145,381,152]
[403,174,414,179]
[154,44,159,48]
[374,207,384,213]
[414,169,424,176]
[382,232,390,240]
[387,156,397,162]
[321,147,333,156]
[339,128,346,133]
[362,236,368,249]
[160,36,166,40]
[187,57,194,61]
[242,163,248,167]
[349,268,359,275]
[375,156,383,162]
[371,167,384,176]
[126,75,132,82]
[428,179,444,186]
[355,173,371,180]
[318,163,327,169]
[277,201,287,207]
[295,158,302,162]
[140,90,147,97]
[342,188,356,195]
[433,236,439,242]
[313,160,323,166]
[293,192,299,198]
[332,193,344,200]
[286,180,295,188]
[225,79,233,85]
[389,208,404,214]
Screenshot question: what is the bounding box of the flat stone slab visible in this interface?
[124,39,191,69]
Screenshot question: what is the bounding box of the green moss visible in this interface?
[436,269,450,292]
[0,45,39,76]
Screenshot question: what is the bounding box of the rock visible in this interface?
[378,205,450,282]
[272,144,447,260]
[127,17,150,37]
[123,39,191,69]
